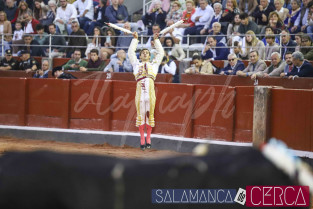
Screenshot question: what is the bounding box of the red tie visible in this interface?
[289,65,292,72]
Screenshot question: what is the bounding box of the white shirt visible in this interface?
[73,0,94,20]
[191,5,214,26]
[159,61,176,75]
[24,20,34,33]
[13,29,24,41]
[55,4,77,23]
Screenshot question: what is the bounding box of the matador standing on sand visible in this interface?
[128,31,164,151]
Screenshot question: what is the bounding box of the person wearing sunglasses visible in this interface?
[219,53,244,75]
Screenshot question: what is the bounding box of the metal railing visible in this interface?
[2,32,307,59]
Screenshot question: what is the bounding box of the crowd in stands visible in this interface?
[0,0,312,79]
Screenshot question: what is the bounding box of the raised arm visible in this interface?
[128,32,139,66]
[153,33,164,66]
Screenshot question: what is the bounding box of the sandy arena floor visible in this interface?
[0,137,186,159]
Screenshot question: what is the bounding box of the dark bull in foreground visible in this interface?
[0,148,308,209]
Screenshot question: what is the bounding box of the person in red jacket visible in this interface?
[23,11,39,34]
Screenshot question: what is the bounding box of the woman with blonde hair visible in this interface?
[274,0,289,22]
[165,1,182,24]
[239,30,265,60]
[0,11,12,42]
[16,1,32,23]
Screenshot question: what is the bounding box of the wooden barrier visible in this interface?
[233,86,254,142]
[70,79,112,131]
[270,88,313,151]
[1,78,313,151]
[192,85,235,141]
[26,78,70,128]
[0,78,26,126]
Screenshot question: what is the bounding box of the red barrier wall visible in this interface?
[271,89,313,151]
[233,86,254,142]
[0,78,26,125]
[3,77,313,151]
[70,79,112,130]
[192,85,235,141]
[26,78,70,128]
[154,83,194,137]
[110,81,137,132]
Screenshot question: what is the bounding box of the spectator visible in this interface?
[294,31,303,51]
[219,53,245,75]
[252,52,286,79]
[239,30,265,60]
[238,12,259,35]
[63,49,88,71]
[282,51,294,73]
[142,0,167,35]
[52,66,77,79]
[145,24,161,48]
[0,11,12,43]
[158,52,177,75]
[106,0,128,25]
[83,0,107,36]
[20,34,45,56]
[85,26,105,58]
[148,0,171,13]
[300,34,313,60]
[165,1,182,24]
[300,0,312,33]
[285,0,301,34]
[100,27,116,60]
[182,0,214,43]
[274,0,289,22]
[268,11,285,34]
[265,33,280,60]
[231,40,242,57]
[66,21,87,58]
[236,50,267,78]
[202,36,229,61]
[104,49,132,72]
[306,1,313,40]
[33,59,49,78]
[12,22,24,54]
[160,20,182,44]
[226,13,241,46]
[185,54,213,74]
[81,49,106,71]
[54,0,77,35]
[16,1,32,24]
[200,2,223,37]
[73,0,94,29]
[33,0,49,23]
[163,37,185,61]
[238,0,258,15]
[177,0,195,36]
[44,23,66,58]
[34,24,48,45]
[39,0,57,28]
[18,50,39,72]
[204,22,226,44]
[284,0,292,10]
[0,49,19,71]
[115,22,133,52]
[261,26,280,46]
[220,0,240,24]
[280,29,297,59]
[281,51,313,78]
[4,0,18,23]
[23,11,40,34]
[251,0,275,31]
